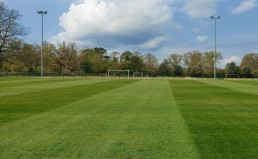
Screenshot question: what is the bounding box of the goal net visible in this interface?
[108,70,130,79]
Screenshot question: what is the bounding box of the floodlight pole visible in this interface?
[37,11,47,78]
[210,16,220,79]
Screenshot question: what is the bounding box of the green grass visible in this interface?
[170,80,258,159]
[0,78,257,158]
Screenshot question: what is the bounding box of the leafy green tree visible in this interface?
[110,52,120,62]
[159,59,171,76]
[225,61,240,74]
[109,52,120,69]
[130,55,144,73]
[241,67,252,78]
[94,47,107,58]
[79,48,108,73]
[78,48,92,73]
[120,51,132,62]
[173,65,184,76]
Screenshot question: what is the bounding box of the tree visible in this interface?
[110,52,120,62]
[94,47,107,58]
[0,2,29,72]
[167,53,182,68]
[167,53,183,76]
[55,42,78,73]
[79,48,109,73]
[159,59,171,76]
[130,55,144,73]
[225,61,240,75]
[182,52,192,75]
[79,48,94,73]
[17,43,40,72]
[182,51,203,77]
[109,52,120,70]
[144,53,158,75]
[2,39,23,71]
[173,65,184,76]
[242,67,252,78]
[203,51,222,76]
[43,42,57,72]
[120,51,132,62]
[240,53,258,74]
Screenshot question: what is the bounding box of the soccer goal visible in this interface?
[226,74,239,78]
[108,70,130,79]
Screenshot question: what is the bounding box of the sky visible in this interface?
[3,0,258,67]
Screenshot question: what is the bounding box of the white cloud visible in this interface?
[180,0,221,18]
[232,0,256,14]
[138,36,167,50]
[223,56,241,64]
[49,0,176,48]
[195,35,208,43]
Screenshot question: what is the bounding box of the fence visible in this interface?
[0,72,107,79]
[1,72,257,80]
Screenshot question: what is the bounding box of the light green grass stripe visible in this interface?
[200,80,258,95]
[0,79,106,97]
[0,80,200,159]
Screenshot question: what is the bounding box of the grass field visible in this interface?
[0,78,257,158]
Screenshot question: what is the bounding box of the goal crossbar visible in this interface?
[108,70,129,79]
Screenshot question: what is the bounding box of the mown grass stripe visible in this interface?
[170,80,258,159]
[0,79,106,97]
[0,78,76,88]
[0,80,138,127]
[225,80,258,86]
[0,80,200,159]
[200,79,258,95]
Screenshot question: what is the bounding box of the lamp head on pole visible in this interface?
[210,16,220,19]
[37,11,47,14]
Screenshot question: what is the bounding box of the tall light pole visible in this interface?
[210,16,220,79]
[37,11,47,78]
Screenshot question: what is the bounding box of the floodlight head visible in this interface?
[37,11,47,14]
[210,16,214,19]
[217,16,220,19]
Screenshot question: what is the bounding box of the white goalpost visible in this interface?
[108,70,130,79]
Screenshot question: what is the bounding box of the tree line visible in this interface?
[2,40,257,77]
[0,2,257,77]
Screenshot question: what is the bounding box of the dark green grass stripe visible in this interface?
[170,80,258,159]
[0,80,139,127]
[0,79,76,88]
